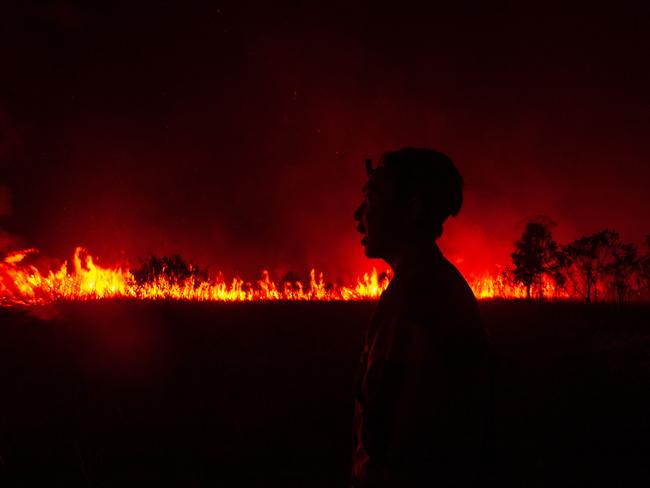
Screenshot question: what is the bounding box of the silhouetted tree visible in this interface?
[559,230,618,304]
[132,254,208,285]
[510,219,561,301]
[605,241,640,304]
[639,235,650,299]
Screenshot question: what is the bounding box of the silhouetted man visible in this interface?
[351,148,492,487]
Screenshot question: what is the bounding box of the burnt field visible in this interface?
[0,300,649,487]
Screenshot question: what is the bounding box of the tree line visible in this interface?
[508,219,650,303]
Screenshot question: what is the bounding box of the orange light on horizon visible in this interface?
[0,247,565,306]
[0,247,393,305]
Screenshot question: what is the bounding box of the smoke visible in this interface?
[0,186,10,218]
[1,7,649,277]
[0,108,24,252]
[0,107,21,164]
[0,186,19,252]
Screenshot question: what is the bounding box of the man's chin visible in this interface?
[362,244,381,259]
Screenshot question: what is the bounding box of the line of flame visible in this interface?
[1,247,390,305]
[0,247,565,306]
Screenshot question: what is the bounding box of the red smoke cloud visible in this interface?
[1,5,648,280]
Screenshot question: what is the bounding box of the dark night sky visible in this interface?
[1,2,649,279]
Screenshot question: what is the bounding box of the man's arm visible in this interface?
[384,309,489,484]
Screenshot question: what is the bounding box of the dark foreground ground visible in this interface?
[0,300,648,487]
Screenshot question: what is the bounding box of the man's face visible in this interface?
[354,171,404,260]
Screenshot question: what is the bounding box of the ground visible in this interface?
[0,300,649,487]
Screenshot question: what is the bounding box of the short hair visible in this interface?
[377,147,463,238]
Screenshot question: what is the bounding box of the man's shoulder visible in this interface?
[399,257,478,314]
[389,257,481,346]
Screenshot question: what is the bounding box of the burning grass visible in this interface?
[0,247,390,305]
[1,246,567,306]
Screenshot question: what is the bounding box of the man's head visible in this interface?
[354,147,463,261]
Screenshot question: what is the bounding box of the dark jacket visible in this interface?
[351,245,493,487]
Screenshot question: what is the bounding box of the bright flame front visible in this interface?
[1,247,391,305]
[0,247,564,306]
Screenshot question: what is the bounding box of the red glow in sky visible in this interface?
[1,4,649,280]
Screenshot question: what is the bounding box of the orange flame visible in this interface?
[469,271,567,300]
[0,247,392,305]
[0,247,565,306]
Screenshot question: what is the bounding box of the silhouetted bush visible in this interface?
[132,254,208,285]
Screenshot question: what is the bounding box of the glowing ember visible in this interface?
[0,247,564,306]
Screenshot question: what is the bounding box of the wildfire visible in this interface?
[0,247,563,307]
[0,247,390,305]
[469,271,568,300]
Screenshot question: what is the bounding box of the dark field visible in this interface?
[0,300,649,487]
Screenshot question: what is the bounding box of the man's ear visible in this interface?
[406,196,427,223]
